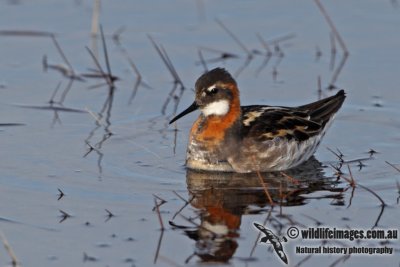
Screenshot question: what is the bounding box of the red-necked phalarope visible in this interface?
[170,68,346,173]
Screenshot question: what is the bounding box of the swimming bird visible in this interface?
[170,68,346,173]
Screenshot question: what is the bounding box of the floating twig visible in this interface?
[216,19,254,77]
[48,81,62,105]
[314,0,349,89]
[367,149,379,157]
[85,107,106,127]
[83,252,98,262]
[272,43,285,69]
[267,33,296,45]
[171,191,195,220]
[329,52,348,89]
[91,0,101,37]
[105,209,114,222]
[346,164,356,187]
[45,38,86,105]
[215,19,251,55]
[86,25,119,90]
[112,26,126,45]
[44,36,84,103]
[114,38,152,104]
[341,157,371,165]
[347,183,355,209]
[315,45,322,62]
[256,171,274,206]
[153,197,166,264]
[280,171,300,185]
[152,194,167,211]
[0,231,20,267]
[83,90,115,177]
[58,79,75,105]
[371,204,386,229]
[57,188,65,201]
[341,165,386,227]
[336,148,344,158]
[329,32,336,71]
[148,35,186,116]
[301,213,323,226]
[83,140,96,158]
[317,75,323,100]
[51,35,74,74]
[0,123,25,127]
[272,67,278,83]
[314,0,348,53]
[172,190,187,203]
[327,147,344,162]
[154,198,165,231]
[197,49,208,72]
[255,33,273,76]
[357,160,366,171]
[356,183,386,207]
[59,210,72,223]
[48,82,64,126]
[0,29,53,37]
[148,36,184,88]
[197,46,239,64]
[329,254,351,267]
[99,25,116,86]
[15,103,86,113]
[85,46,113,87]
[294,254,313,267]
[153,228,164,264]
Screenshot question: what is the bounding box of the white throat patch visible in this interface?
[202,100,230,117]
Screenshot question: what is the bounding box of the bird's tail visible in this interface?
[298,90,346,126]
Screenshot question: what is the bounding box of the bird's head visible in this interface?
[170,68,240,124]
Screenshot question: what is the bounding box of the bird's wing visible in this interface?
[241,105,322,142]
[241,90,345,143]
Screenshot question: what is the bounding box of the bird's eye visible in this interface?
[206,87,219,95]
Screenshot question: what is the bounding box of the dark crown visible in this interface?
[195,68,236,90]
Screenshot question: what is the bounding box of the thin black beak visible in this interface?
[169,101,199,124]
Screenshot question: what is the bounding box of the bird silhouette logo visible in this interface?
[253,222,288,264]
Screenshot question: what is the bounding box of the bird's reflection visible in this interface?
[179,157,344,263]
